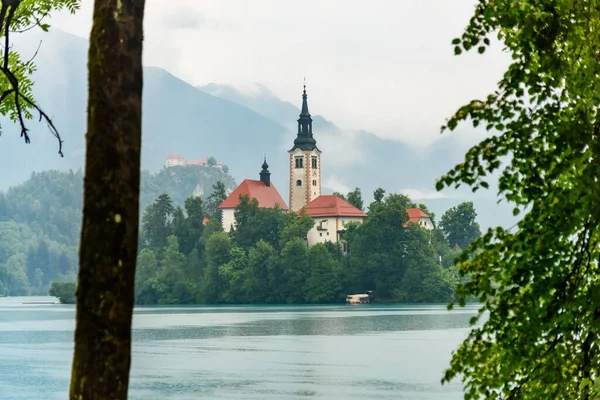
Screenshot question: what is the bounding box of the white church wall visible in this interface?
[306,216,366,247]
[221,208,236,233]
[419,218,435,230]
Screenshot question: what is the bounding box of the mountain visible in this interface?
[1,30,287,190]
[0,29,517,230]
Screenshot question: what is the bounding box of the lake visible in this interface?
[0,296,476,399]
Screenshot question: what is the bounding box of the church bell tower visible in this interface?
[289,85,322,212]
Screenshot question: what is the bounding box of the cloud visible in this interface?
[323,177,350,194]
[318,129,366,168]
[400,188,456,200]
[162,7,206,29]
[50,0,510,147]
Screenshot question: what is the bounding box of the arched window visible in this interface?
[296,180,302,186]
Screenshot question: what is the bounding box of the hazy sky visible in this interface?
[50,0,509,147]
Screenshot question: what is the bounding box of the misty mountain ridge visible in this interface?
[0,29,516,230]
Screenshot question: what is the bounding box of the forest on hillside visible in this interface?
[0,166,481,301]
[0,166,235,295]
[132,188,481,304]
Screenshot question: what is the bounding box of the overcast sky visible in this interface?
[50,0,509,147]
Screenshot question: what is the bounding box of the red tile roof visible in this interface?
[218,179,288,210]
[166,154,184,160]
[301,195,368,218]
[403,208,431,227]
[199,157,207,164]
[187,159,205,165]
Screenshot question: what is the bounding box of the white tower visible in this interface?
[289,85,322,212]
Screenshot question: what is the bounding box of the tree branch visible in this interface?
[0,0,64,156]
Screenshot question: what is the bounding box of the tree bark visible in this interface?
[70,1,145,399]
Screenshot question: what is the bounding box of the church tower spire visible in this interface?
[260,156,271,187]
[288,83,322,212]
[291,84,318,152]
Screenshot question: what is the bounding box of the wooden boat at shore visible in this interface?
[346,294,371,304]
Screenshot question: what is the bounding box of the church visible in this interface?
[218,85,368,247]
[218,85,434,247]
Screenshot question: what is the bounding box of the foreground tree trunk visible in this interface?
[70,1,145,398]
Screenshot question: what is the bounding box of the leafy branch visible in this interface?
[0,0,81,156]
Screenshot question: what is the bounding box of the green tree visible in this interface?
[201,218,223,242]
[219,246,247,303]
[438,202,481,251]
[58,252,71,275]
[393,225,456,303]
[71,0,145,398]
[141,194,174,249]
[0,193,7,221]
[33,268,45,293]
[346,187,364,211]
[0,253,30,295]
[134,248,158,304]
[437,2,600,398]
[153,236,192,304]
[49,282,76,304]
[231,195,289,251]
[172,205,187,250]
[278,238,309,303]
[430,229,451,267]
[202,232,231,303]
[244,240,277,303]
[304,244,341,303]
[36,240,50,279]
[205,181,228,222]
[207,156,217,166]
[0,0,79,147]
[279,211,314,247]
[347,193,411,298]
[169,196,206,255]
[369,188,386,212]
[222,165,229,173]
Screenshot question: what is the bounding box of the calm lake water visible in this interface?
[0,296,477,399]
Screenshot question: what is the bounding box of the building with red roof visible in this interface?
[165,154,186,168]
[403,208,435,230]
[218,158,288,232]
[301,195,367,248]
[187,159,206,166]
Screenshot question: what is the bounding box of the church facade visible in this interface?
[218,85,367,245]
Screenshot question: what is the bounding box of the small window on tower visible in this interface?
[296,180,302,186]
[295,157,303,168]
[312,180,317,186]
[312,156,318,168]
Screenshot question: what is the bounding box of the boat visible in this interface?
[346,293,371,304]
